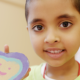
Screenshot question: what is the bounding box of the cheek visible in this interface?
[0,63,2,66]
[30,34,44,54]
[61,33,80,54]
[8,68,11,70]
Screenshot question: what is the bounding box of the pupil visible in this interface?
[37,25,42,30]
[63,22,68,27]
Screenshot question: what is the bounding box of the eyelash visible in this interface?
[32,24,44,32]
[32,21,72,31]
[60,21,72,28]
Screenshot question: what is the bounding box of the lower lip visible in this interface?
[44,51,65,59]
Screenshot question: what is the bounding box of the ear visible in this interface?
[26,26,28,31]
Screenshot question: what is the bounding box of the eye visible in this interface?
[60,21,72,28]
[32,25,44,31]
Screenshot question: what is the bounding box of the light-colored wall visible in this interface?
[0,0,80,66]
[0,0,45,66]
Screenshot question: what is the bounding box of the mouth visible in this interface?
[43,49,66,59]
[0,71,7,76]
[44,49,65,54]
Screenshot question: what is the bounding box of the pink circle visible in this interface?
[8,68,11,70]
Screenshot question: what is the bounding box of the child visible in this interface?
[5,0,80,80]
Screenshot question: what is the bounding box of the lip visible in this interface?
[44,48,64,51]
[43,48,65,59]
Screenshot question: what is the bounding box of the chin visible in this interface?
[48,60,65,67]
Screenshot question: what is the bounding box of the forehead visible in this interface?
[28,0,79,23]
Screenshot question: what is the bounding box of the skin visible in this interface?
[26,0,80,80]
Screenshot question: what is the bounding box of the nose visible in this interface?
[44,29,60,44]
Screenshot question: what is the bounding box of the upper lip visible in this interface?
[44,48,65,51]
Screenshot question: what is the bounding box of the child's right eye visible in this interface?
[32,25,44,31]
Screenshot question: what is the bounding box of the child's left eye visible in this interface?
[60,21,72,28]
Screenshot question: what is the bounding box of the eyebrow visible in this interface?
[29,19,44,24]
[57,14,76,19]
[29,14,76,24]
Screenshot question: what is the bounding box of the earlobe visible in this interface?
[26,26,28,31]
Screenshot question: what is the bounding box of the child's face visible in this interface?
[27,0,80,67]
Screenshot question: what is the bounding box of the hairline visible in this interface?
[25,0,80,21]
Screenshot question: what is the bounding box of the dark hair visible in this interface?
[25,0,80,20]
[73,0,80,13]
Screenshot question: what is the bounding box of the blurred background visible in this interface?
[0,0,79,66]
[0,0,45,66]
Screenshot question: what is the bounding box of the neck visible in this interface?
[45,57,78,79]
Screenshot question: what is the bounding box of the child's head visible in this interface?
[25,0,80,67]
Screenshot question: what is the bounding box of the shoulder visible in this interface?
[24,63,45,80]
